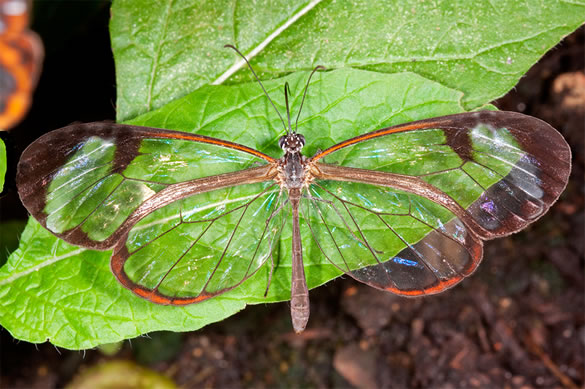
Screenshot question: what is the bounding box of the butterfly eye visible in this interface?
[278,135,287,149]
[297,134,305,147]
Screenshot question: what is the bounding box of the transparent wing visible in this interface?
[306,111,571,295]
[17,123,275,249]
[301,181,482,295]
[312,111,571,239]
[110,181,287,304]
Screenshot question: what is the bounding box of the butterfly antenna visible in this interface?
[284,82,293,134]
[294,65,325,133]
[224,44,288,133]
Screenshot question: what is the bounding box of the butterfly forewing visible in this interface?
[312,111,571,239]
[110,181,285,303]
[17,123,275,249]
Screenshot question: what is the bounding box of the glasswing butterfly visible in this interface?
[16,46,571,333]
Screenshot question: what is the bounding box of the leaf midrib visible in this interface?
[211,0,324,85]
[0,248,86,286]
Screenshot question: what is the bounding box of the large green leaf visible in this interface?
[2,0,582,349]
[1,69,467,349]
[111,0,585,121]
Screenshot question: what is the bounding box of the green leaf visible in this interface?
[0,138,5,193]
[4,0,582,349]
[111,0,585,121]
[1,69,466,349]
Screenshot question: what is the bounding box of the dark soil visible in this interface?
[0,5,583,388]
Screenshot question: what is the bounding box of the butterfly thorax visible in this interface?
[276,133,310,191]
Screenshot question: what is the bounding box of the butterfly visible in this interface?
[16,46,571,333]
[0,0,43,131]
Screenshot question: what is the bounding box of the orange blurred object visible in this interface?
[0,0,43,131]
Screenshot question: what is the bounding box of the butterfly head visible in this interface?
[279,133,305,153]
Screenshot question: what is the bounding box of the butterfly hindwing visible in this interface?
[109,181,286,304]
[302,180,482,295]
